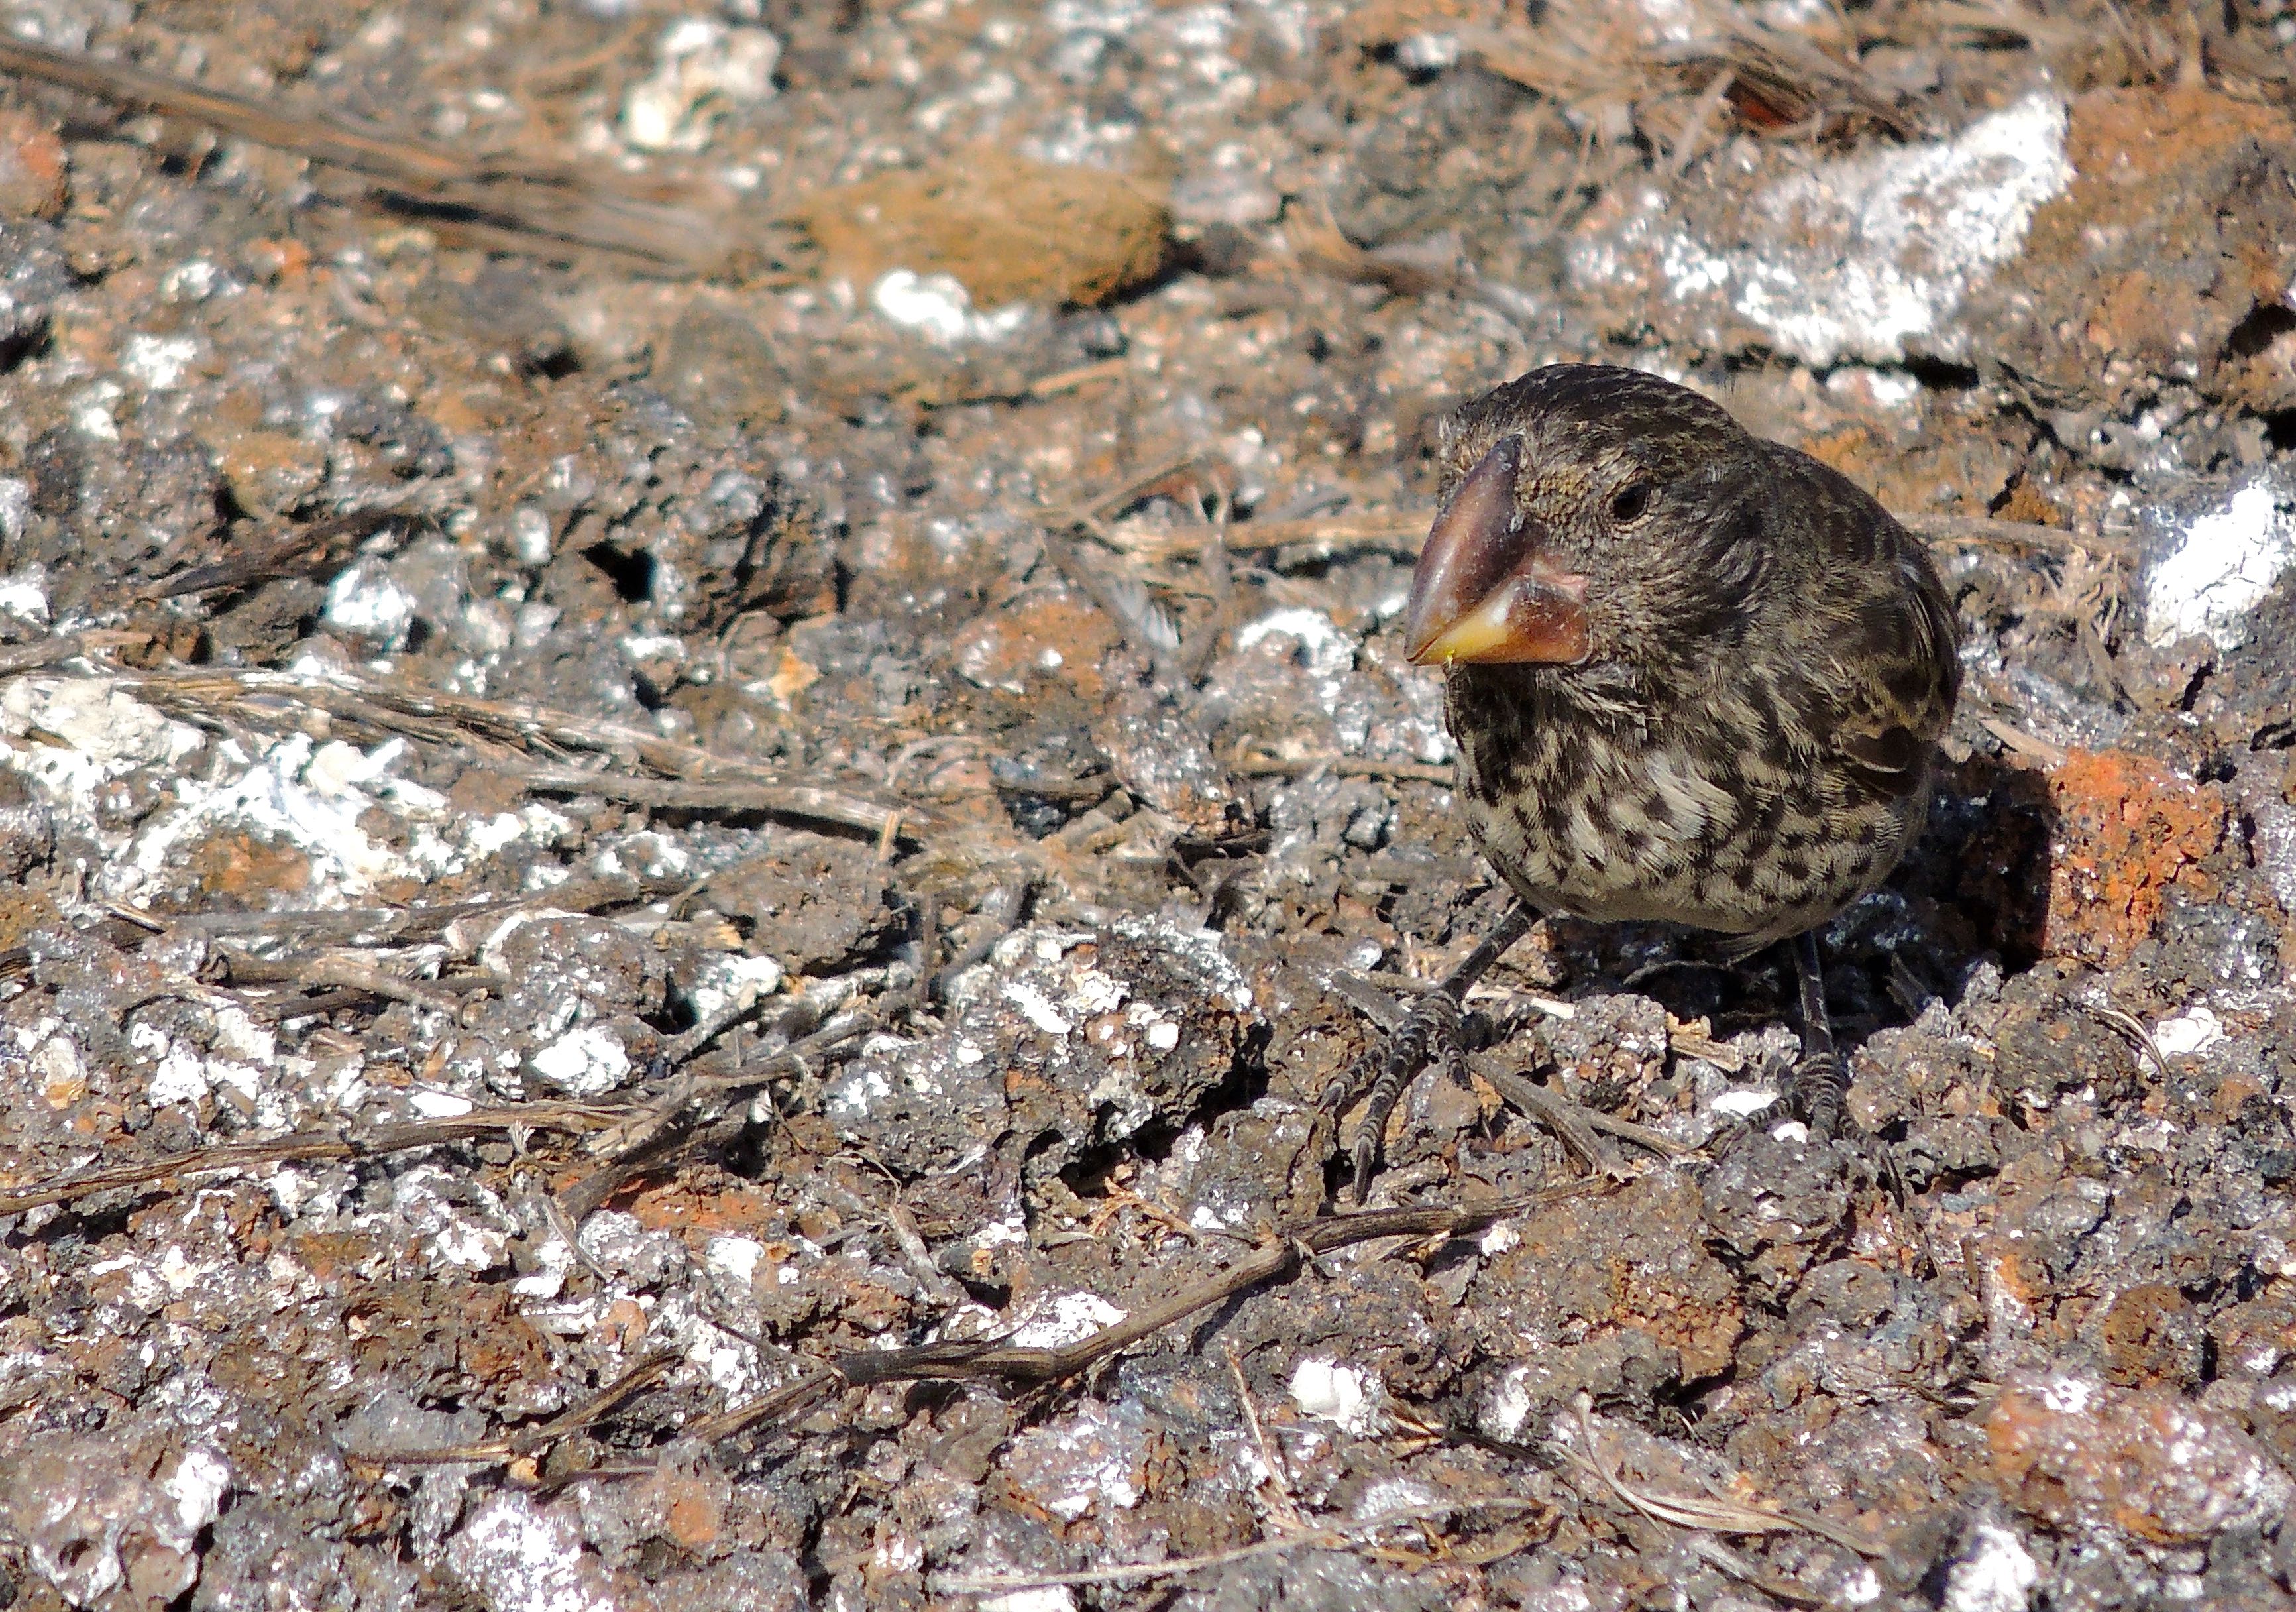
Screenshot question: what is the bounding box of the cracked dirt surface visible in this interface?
[0,1,2294,1607]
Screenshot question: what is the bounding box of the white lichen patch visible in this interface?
[99,726,572,911]
[1582,93,2071,366]
[2036,1373,2095,1414]
[621,19,779,152]
[1002,977,1081,1036]
[0,565,48,622]
[1,677,203,810]
[1001,1401,1149,1521]
[655,1291,763,1397]
[451,1491,620,1612]
[511,1232,576,1302]
[1236,606,1356,683]
[1290,1357,1383,1435]
[527,1023,631,1098]
[1354,1475,1443,1525]
[120,733,398,903]
[384,1165,514,1273]
[2144,477,2296,649]
[2152,1006,2228,1059]
[162,1448,231,1539]
[873,270,1030,345]
[120,331,202,392]
[995,937,1134,1040]
[1007,1289,1126,1350]
[1481,1362,1538,1442]
[135,1002,293,1125]
[1111,915,1255,1014]
[1941,1522,2038,1612]
[702,1235,764,1288]
[823,1063,896,1119]
[681,950,783,1025]
[408,1087,474,1119]
[323,557,419,646]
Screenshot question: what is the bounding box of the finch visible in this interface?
[1392,363,1961,1146]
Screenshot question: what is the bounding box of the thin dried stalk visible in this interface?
[140,507,419,601]
[99,664,924,842]
[215,950,473,1015]
[1232,752,1453,785]
[1564,1393,1881,1555]
[347,1350,684,1468]
[932,1495,1551,1595]
[669,1186,1610,1451]
[515,763,916,842]
[0,35,730,274]
[0,1102,622,1216]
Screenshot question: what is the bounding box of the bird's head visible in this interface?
[1403,365,1769,677]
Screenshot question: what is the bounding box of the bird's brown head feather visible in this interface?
[1407,365,1959,786]
[1409,365,1779,677]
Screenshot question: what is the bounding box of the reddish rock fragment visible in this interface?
[1988,1374,2291,1544]
[2099,1282,2204,1389]
[2042,749,2227,966]
[1983,84,2296,412]
[950,590,1121,699]
[0,109,64,220]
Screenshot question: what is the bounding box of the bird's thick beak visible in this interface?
[1403,439,1592,666]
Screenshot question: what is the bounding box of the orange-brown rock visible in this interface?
[1993,84,2296,412]
[1989,1375,2289,1544]
[2042,748,2227,966]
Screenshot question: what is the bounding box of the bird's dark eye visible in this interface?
[1610,482,1653,523]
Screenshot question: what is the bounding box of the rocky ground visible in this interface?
[0,0,2293,1607]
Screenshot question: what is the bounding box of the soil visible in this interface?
[0,1,2294,1608]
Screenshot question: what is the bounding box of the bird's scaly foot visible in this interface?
[1787,930,1849,1141]
[1788,1048,1849,1141]
[1323,901,1535,1201]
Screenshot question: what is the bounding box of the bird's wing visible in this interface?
[1830,536,1962,804]
[1760,449,1962,806]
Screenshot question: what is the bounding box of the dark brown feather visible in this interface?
[1420,365,1961,950]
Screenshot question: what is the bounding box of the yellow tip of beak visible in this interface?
[1410,595,1521,664]
[1407,574,1593,666]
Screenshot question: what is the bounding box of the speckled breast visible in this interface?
[1445,670,1923,945]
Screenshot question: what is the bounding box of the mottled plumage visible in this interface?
[1285,360,1977,1180]
[1413,365,1961,958]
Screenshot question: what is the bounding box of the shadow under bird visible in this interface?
[1337,363,1961,1196]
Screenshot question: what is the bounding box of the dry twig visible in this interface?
[555,1008,879,1223]
[0,1103,621,1216]
[932,1495,1551,1595]
[1564,1393,1880,1555]
[1470,1055,1695,1167]
[347,1350,684,1469]
[514,763,916,843]
[89,662,925,843]
[1979,717,2071,769]
[1232,750,1453,785]
[2094,1004,2173,1085]
[0,34,732,273]
[445,1185,1610,1473]
[138,507,420,601]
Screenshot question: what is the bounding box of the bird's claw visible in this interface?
[1327,988,1469,1204]
[1788,1048,1848,1142]
[1323,901,1535,1202]
[1782,1049,1906,1196]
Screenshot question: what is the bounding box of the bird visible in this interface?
[1334,363,1961,1195]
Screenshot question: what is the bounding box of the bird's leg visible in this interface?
[1788,929,1847,1139]
[1326,900,1537,1202]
